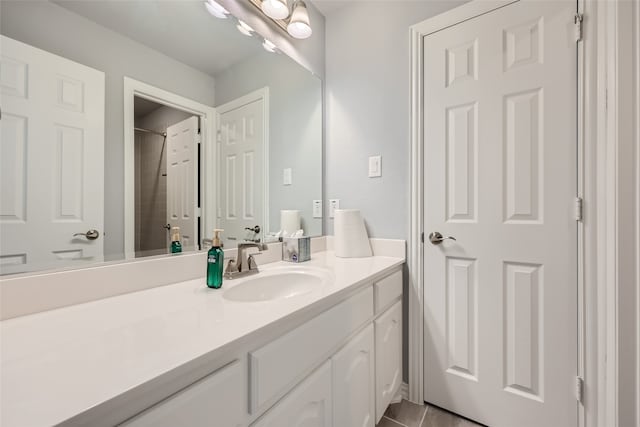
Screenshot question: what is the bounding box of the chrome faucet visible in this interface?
[224,242,268,279]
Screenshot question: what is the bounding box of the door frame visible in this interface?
[123,77,217,257]
[408,1,633,426]
[215,87,270,241]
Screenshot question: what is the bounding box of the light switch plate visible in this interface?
[368,155,382,177]
[283,168,292,185]
[329,199,340,218]
[313,200,322,218]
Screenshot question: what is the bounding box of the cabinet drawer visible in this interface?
[120,360,244,427]
[374,269,402,313]
[375,301,402,422]
[249,286,373,414]
[252,361,332,427]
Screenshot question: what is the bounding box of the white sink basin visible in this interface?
[223,267,332,302]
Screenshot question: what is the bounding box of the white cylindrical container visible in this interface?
[280,210,301,237]
[334,209,372,258]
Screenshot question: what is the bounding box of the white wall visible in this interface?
[0,1,217,257]
[616,0,640,424]
[324,1,466,240]
[215,52,323,237]
[323,0,467,383]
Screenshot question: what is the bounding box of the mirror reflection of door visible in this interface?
[0,35,105,275]
[218,89,267,249]
[166,116,199,252]
[133,97,199,257]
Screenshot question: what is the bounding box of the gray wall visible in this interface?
[215,52,323,237]
[323,0,467,382]
[0,1,217,257]
[134,106,193,255]
[324,1,465,240]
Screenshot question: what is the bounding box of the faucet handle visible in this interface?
[247,254,259,270]
[226,258,238,273]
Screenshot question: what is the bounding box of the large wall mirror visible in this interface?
[0,0,323,275]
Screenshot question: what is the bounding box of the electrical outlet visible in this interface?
[313,200,322,218]
[329,199,340,218]
[283,168,292,185]
[368,155,382,177]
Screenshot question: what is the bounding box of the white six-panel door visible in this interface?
[0,35,104,274]
[422,1,577,426]
[166,116,199,251]
[218,97,264,247]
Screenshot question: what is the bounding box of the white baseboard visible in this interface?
[391,382,409,404]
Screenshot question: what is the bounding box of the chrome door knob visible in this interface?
[428,231,456,245]
[73,229,100,240]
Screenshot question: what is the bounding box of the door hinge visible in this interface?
[575,197,583,221]
[197,207,202,217]
[576,376,584,403]
[216,130,222,143]
[421,232,424,243]
[574,13,584,42]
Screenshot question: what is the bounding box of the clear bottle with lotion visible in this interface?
[170,227,182,254]
[207,229,224,288]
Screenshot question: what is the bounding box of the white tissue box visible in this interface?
[282,237,311,263]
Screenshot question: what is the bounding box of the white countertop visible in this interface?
[0,251,403,427]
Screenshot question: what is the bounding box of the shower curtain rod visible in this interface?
[134,127,167,138]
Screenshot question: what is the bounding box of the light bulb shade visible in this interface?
[287,1,312,39]
[236,20,254,36]
[261,0,289,20]
[204,0,229,19]
[262,39,278,53]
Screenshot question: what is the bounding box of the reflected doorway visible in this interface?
[133,97,199,257]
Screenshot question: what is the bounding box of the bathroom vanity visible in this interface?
[0,241,404,427]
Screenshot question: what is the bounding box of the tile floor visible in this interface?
[377,400,484,427]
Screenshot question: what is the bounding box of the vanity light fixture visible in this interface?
[236,20,255,36]
[204,0,229,19]
[262,39,278,53]
[261,0,289,20]
[248,0,313,40]
[287,1,312,39]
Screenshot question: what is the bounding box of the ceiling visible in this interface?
[53,0,263,77]
[311,0,349,16]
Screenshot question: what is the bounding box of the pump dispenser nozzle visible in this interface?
[212,229,223,247]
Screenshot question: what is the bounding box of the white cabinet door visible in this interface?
[121,361,244,427]
[375,300,402,423]
[249,286,372,414]
[332,324,375,427]
[253,361,332,427]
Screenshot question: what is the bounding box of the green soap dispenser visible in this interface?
[206,229,224,288]
[170,227,182,254]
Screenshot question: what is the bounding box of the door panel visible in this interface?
[375,301,402,422]
[422,1,577,426]
[332,324,375,427]
[166,116,199,250]
[219,98,264,247]
[0,35,105,274]
[253,361,332,427]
